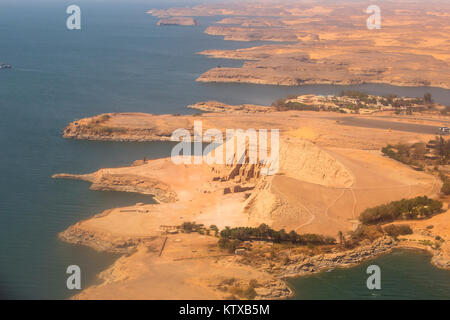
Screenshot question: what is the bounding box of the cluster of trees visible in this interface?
[339,91,427,109]
[181,222,219,236]
[360,196,442,225]
[339,90,370,101]
[181,221,202,233]
[381,142,427,168]
[424,93,433,104]
[383,224,413,237]
[272,92,432,113]
[271,98,318,111]
[434,136,450,162]
[382,94,427,108]
[350,225,384,243]
[381,137,450,166]
[219,224,336,245]
[218,238,242,253]
[439,172,450,195]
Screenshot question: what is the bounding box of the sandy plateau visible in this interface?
[55,103,450,299]
[149,1,450,89]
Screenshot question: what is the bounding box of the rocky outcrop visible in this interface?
[63,123,173,142]
[255,281,293,299]
[279,237,396,277]
[53,172,177,203]
[431,253,450,270]
[58,209,160,253]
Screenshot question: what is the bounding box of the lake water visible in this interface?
[288,249,450,300]
[0,0,449,299]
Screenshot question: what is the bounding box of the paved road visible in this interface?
[335,117,442,134]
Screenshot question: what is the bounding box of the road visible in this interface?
[334,117,442,134]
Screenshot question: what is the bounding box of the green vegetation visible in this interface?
[441,179,450,195]
[209,225,219,236]
[340,90,369,100]
[99,114,111,122]
[383,224,413,237]
[218,237,241,252]
[381,142,428,169]
[272,91,432,115]
[218,224,336,253]
[360,196,442,225]
[85,123,127,135]
[224,284,257,300]
[178,222,222,237]
[424,93,433,104]
[434,136,450,162]
[271,98,318,111]
[83,115,126,135]
[229,286,257,300]
[382,138,450,195]
[382,137,450,168]
[217,278,258,300]
[439,171,450,195]
[350,225,384,243]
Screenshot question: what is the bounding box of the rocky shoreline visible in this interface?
[278,237,396,279]
[58,213,449,300]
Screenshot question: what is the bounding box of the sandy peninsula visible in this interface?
[54,98,450,299]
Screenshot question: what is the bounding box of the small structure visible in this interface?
[439,127,450,134]
[424,153,439,160]
[160,225,179,234]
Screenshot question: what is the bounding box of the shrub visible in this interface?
[218,238,241,253]
[229,285,257,300]
[440,171,450,195]
[441,180,450,195]
[350,225,384,242]
[383,224,413,237]
[99,114,111,122]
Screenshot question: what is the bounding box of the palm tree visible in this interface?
[338,231,344,245]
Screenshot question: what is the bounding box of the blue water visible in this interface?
[289,249,450,300]
[0,0,449,299]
